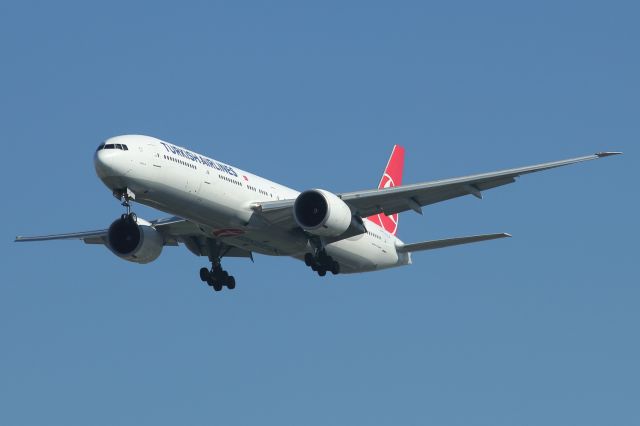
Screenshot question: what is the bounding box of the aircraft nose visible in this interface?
[94,138,132,184]
[94,147,119,177]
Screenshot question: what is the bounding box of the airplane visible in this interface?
[15,135,621,291]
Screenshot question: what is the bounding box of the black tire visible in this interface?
[318,269,327,277]
[331,261,340,275]
[304,253,314,267]
[227,276,236,290]
[129,213,137,223]
[311,264,318,272]
[212,281,223,291]
[199,268,210,282]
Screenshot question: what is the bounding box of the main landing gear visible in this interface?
[305,249,340,277]
[200,241,236,292]
[200,260,236,291]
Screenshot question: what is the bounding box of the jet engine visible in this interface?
[293,189,353,237]
[107,215,164,264]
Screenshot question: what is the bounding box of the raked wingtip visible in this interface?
[596,151,623,158]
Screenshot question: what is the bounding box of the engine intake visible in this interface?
[107,216,164,264]
[293,189,352,237]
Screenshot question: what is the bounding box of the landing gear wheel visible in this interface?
[201,246,239,291]
[226,276,236,290]
[304,253,314,267]
[200,259,236,291]
[199,267,210,282]
[306,246,339,277]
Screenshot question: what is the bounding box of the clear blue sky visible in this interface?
[1,1,637,425]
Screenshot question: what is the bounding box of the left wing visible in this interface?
[253,151,621,225]
[339,152,621,218]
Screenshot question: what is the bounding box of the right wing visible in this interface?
[14,216,198,245]
[15,229,109,245]
[15,216,252,258]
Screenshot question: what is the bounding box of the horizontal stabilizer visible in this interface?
[397,233,511,253]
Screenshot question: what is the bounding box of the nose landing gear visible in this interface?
[116,188,137,222]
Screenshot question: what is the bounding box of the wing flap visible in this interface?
[152,216,205,245]
[249,200,297,227]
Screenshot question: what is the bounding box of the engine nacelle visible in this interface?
[293,189,353,237]
[107,216,164,264]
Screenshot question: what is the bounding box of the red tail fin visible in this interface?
[367,145,405,236]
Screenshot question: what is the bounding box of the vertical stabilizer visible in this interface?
[367,145,405,236]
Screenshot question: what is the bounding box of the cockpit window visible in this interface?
[97,143,129,151]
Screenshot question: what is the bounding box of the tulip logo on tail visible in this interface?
[367,145,405,236]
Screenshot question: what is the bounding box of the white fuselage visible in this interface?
[94,135,411,273]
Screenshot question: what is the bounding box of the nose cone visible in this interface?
[94,149,116,177]
[94,136,133,189]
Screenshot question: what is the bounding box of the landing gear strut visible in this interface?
[305,249,340,277]
[117,188,137,222]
